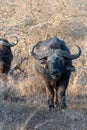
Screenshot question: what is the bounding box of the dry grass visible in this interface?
[0,0,87,129]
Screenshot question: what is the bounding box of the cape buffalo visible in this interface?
[31,36,81,110]
[0,37,18,76]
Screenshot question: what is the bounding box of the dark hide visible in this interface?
[31,36,81,110]
[0,38,18,75]
[0,46,13,74]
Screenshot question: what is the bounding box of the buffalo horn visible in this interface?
[55,45,81,60]
[31,44,81,60]
[31,44,54,60]
[0,36,18,47]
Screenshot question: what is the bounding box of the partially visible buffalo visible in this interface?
[0,37,18,76]
[31,36,81,110]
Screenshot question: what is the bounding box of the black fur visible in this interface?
[0,40,13,74]
[33,37,79,110]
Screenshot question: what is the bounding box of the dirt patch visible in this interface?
[0,0,87,130]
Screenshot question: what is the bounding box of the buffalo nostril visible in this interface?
[50,71,57,75]
[56,73,61,77]
[50,71,54,75]
[50,71,61,77]
[54,73,61,77]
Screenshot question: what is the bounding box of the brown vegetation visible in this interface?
[0,0,87,130]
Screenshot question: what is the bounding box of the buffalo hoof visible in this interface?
[61,107,67,112]
[48,99,54,109]
[48,103,55,111]
[49,103,54,108]
[54,102,59,108]
[49,106,56,112]
[60,103,67,112]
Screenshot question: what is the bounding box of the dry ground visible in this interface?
[0,0,87,130]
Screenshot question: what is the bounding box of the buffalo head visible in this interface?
[46,54,65,80]
[31,43,81,79]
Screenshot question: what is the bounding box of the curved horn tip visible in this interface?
[10,36,19,47]
[75,45,81,55]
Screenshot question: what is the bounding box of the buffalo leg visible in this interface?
[58,86,67,110]
[58,73,70,110]
[54,88,59,107]
[45,81,54,109]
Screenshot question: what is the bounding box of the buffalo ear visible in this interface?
[40,58,47,64]
[40,59,46,69]
[40,58,47,68]
[66,64,75,72]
